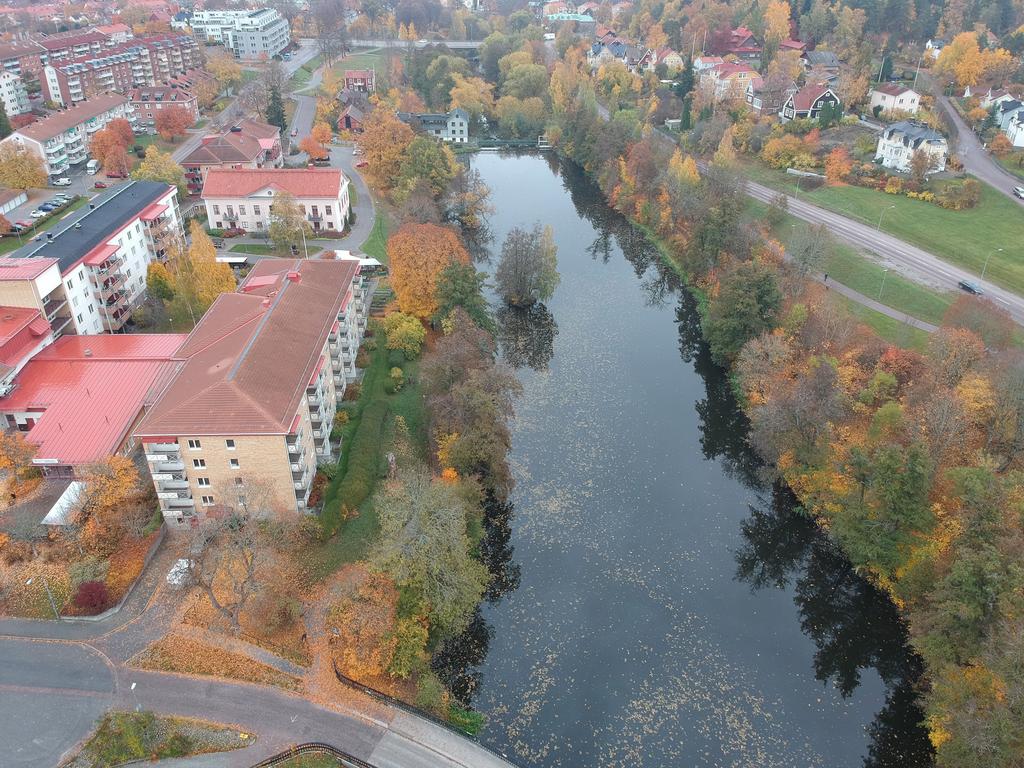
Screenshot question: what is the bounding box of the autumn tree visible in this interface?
[396,136,458,200]
[0,431,38,491]
[356,109,415,191]
[372,467,489,637]
[131,146,187,199]
[146,261,175,301]
[909,149,939,184]
[448,73,494,130]
[74,457,144,554]
[381,312,426,358]
[268,190,313,255]
[387,223,470,318]
[824,146,853,184]
[90,127,131,176]
[207,50,242,94]
[434,261,494,333]
[495,224,559,307]
[155,105,193,142]
[942,296,1014,350]
[298,135,329,160]
[327,566,399,679]
[704,260,782,365]
[0,145,47,189]
[165,221,236,325]
[788,223,832,277]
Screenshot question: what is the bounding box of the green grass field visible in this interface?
[361,212,389,262]
[329,51,383,81]
[229,243,323,256]
[996,153,1024,182]
[832,294,931,350]
[742,162,1024,296]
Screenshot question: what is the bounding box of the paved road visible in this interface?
[928,81,1024,208]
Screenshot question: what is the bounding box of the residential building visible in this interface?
[802,49,841,79]
[995,99,1024,131]
[191,9,290,59]
[545,12,597,36]
[93,23,134,44]
[135,258,370,525]
[700,61,757,101]
[780,83,841,122]
[5,181,183,334]
[745,76,796,116]
[128,82,200,126]
[654,47,684,73]
[869,83,921,116]
[398,108,470,142]
[41,34,200,107]
[875,120,948,173]
[710,26,762,62]
[980,87,1020,110]
[0,257,73,338]
[343,69,375,92]
[202,168,350,234]
[0,333,185,478]
[0,93,135,176]
[36,30,110,65]
[171,12,192,31]
[0,305,53,395]
[0,40,45,78]
[1005,113,1024,148]
[0,71,29,116]
[926,38,946,60]
[181,119,283,196]
[692,55,724,73]
[338,103,366,133]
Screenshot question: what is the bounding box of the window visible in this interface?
[229,458,240,469]
[66,278,74,289]
[197,477,211,487]
[187,439,201,449]
[254,205,261,215]
[235,477,244,486]
[192,458,206,468]
[239,205,245,215]
[201,495,214,506]
[237,494,247,506]
[325,205,332,215]
[212,204,220,214]
[225,439,235,450]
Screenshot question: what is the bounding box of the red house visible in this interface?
[343,69,375,93]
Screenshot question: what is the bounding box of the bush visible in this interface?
[206,228,224,237]
[381,313,426,358]
[448,704,484,735]
[383,379,398,394]
[73,580,110,613]
[387,350,406,368]
[355,348,371,368]
[320,399,388,536]
[69,557,109,590]
[414,670,448,715]
[343,382,361,401]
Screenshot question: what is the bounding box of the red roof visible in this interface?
[202,168,346,199]
[791,83,834,112]
[0,257,59,281]
[139,202,168,221]
[0,334,186,466]
[873,82,915,97]
[0,306,49,376]
[83,244,121,267]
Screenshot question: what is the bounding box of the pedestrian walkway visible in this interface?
[818,273,939,333]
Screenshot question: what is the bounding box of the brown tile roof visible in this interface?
[135,259,358,438]
[182,133,266,166]
[202,168,345,199]
[233,118,280,140]
[791,83,834,112]
[873,82,915,97]
[37,30,108,51]
[0,41,44,60]
[15,94,128,142]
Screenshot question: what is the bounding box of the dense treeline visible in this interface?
[545,48,1024,768]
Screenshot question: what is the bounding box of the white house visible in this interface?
[875,120,948,173]
[202,168,351,235]
[398,108,470,143]
[869,83,921,116]
[980,87,1021,110]
[1005,114,1024,147]
[925,38,946,60]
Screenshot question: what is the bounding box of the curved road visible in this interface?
[0,546,515,768]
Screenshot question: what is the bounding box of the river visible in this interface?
[434,152,934,768]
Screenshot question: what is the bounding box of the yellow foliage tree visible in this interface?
[0,144,46,189]
[166,221,236,325]
[713,125,738,166]
[668,149,700,185]
[356,109,415,191]
[763,0,791,45]
[387,223,470,318]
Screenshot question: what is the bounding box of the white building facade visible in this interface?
[0,71,29,116]
[192,9,290,59]
[875,120,948,173]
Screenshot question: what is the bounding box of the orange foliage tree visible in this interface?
[90,127,131,176]
[825,146,853,184]
[326,565,399,680]
[387,223,470,318]
[155,105,193,142]
[298,135,328,160]
[356,108,414,191]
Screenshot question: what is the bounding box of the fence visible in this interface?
[250,742,376,768]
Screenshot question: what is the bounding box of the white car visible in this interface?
[29,209,46,218]
[1014,186,1024,200]
[52,177,71,187]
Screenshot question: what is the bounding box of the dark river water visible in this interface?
[435,152,934,768]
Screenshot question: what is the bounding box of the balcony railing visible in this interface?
[43,294,67,319]
[145,443,178,454]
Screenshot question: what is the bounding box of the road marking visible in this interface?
[0,682,111,698]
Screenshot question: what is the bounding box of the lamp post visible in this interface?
[982,247,1002,280]
[878,268,889,301]
[912,50,926,90]
[876,204,896,231]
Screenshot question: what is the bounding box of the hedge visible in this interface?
[319,399,389,536]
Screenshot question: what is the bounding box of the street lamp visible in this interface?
[878,268,890,301]
[876,204,896,231]
[982,247,1003,280]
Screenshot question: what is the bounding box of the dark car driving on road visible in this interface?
[958,280,984,295]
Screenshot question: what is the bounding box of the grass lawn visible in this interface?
[361,212,389,262]
[329,51,383,81]
[229,243,322,256]
[66,711,250,768]
[741,161,1024,296]
[748,199,956,326]
[996,152,1024,182]
[832,293,931,351]
[273,755,343,768]
[133,134,180,157]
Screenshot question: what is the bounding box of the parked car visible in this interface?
[105,171,127,179]
[37,204,55,212]
[29,209,46,218]
[15,220,32,229]
[1014,186,1024,200]
[958,280,984,295]
[290,128,298,137]
[94,181,108,189]
[51,177,71,186]
[9,223,25,232]
[355,160,368,168]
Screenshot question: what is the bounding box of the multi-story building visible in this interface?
[0,40,45,78]
[343,69,375,92]
[36,30,110,65]
[700,61,758,102]
[181,118,282,196]
[397,108,470,143]
[41,35,200,107]
[869,84,921,117]
[128,82,200,127]
[875,120,948,173]
[93,23,134,45]
[202,168,350,234]
[5,181,183,334]
[0,93,136,176]
[0,333,185,479]
[135,258,370,526]
[0,71,30,116]
[0,257,73,339]
[191,9,290,59]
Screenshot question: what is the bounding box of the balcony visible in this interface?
[85,121,102,133]
[158,480,190,492]
[154,460,185,472]
[95,275,125,299]
[145,443,178,454]
[43,294,67,320]
[163,497,195,508]
[50,315,72,337]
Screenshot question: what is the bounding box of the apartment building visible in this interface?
[192,9,290,59]
[0,40,45,78]
[0,334,184,479]
[42,34,200,107]
[181,118,282,195]
[0,94,135,176]
[94,23,134,45]
[0,71,30,116]
[136,258,371,526]
[37,30,110,65]
[202,168,350,234]
[0,257,71,340]
[128,82,200,126]
[5,181,183,334]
